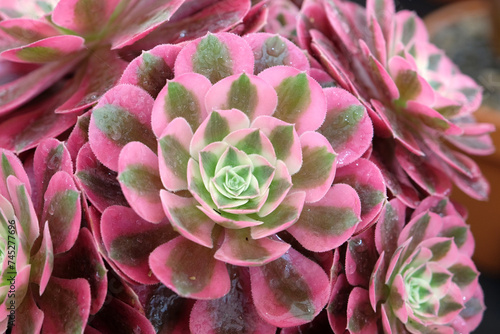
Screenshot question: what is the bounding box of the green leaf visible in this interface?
[292,146,335,188]
[320,105,364,148]
[269,125,294,161]
[298,206,358,235]
[119,164,162,196]
[16,46,62,63]
[138,52,173,98]
[274,73,311,124]
[204,112,230,144]
[449,264,478,288]
[92,104,156,152]
[394,69,421,103]
[165,82,200,129]
[227,73,258,117]
[234,130,262,155]
[192,34,233,84]
[159,135,190,181]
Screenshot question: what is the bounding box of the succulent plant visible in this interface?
[297,0,494,205]
[368,197,485,333]
[78,31,383,331]
[0,0,259,153]
[0,140,106,333]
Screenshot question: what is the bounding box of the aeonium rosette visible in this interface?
[297,0,494,205]
[368,197,485,333]
[0,140,107,334]
[87,32,378,330]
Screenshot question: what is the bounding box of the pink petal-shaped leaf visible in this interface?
[52,228,108,315]
[13,287,44,334]
[223,128,277,166]
[449,167,489,201]
[175,32,254,84]
[7,175,38,245]
[55,49,128,114]
[66,112,90,163]
[399,211,442,254]
[0,149,31,199]
[292,131,336,203]
[366,0,395,44]
[1,35,84,63]
[152,72,211,136]
[396,144,452,197]
[0,18,60,47]
[375,199,406,255]
[52,0,120,36]
[205,72,277,121]
[251,191,305,239]
[160,190,215,248]
[215,229,290,266]
[135,0,250,47]
[0,81,80,152]
[119,44,181,98]
[335,158,386,232]
[89,84,156,171]
[406,101,462,135]
[33,138,73,212]
[446,133,495,156]
[251,116,302,175]
[149,236,230,299]
[190,266,276,334]
[259,66,326,134]
[389,56,435,106]
[29,222,53,294]
[320,87,373,167]
[250,247,330,327]
[75,143,128,212]
[0,55,79,115]
[88,297,156,334]
[288,183,361,252]
[101,205,177,284]
[109,0,185,49]
[158,117,192,192]
[41,171,81,254]
[232,0,268,35]
[36,277,91,334]
[346,287,378,334]
[118,141,164,223]
[190,109,250,158]
[327,273,351,334]
[345,228,378,288]
[244,32,309,74]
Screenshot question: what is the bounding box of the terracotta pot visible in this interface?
[425,1,500,275]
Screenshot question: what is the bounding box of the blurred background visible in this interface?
[350,0,500,332]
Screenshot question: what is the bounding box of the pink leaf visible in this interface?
[250,247,330,327]
[149,236,230,299]
[101,205,176,284]
[89,84,155,172]
[52,228,108,315]
[37,277,91,334]
[29,223,53,294]
[118,141,164,223]
[346,287,378,333]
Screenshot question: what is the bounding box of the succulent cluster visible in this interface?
[0,0,490,333]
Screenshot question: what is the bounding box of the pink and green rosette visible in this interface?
[85,31,382,331]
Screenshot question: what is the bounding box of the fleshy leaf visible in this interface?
[120,44,181,98]
[288,183,361,252]
[52,228,108,315]
[259,66,326,134]
[52,0,120,36]
[347,288,378,333]
[152,72,211,136]
[7,175,39,246]
[36,277,91,334]
[149,236,231,299]
[205,72,277,121]
[250,247,330,327]
[75,143,128,212]
[109,0,185,49]
[215,229,290,266]
[30,223,53,294]
[319,87,373,166]
[13,288,44,334]
[89,84,156,171]
[160,190,215,248]
[118,141,164,223]
[244,33,310,74]
[292,132,336,203]
[101,205,176,284]
[175,32,254,84]
[41,171,81,254]
[334,158,386,232]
